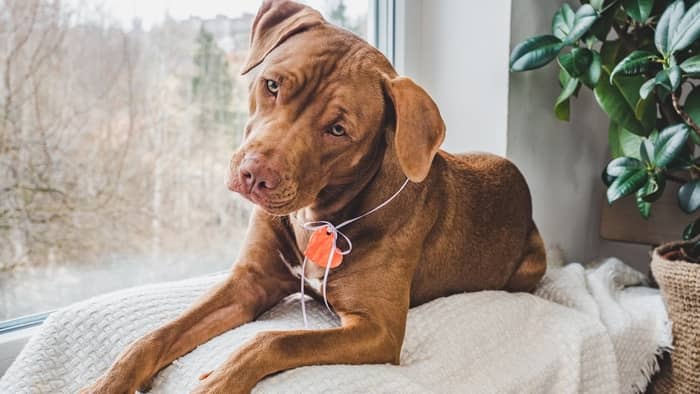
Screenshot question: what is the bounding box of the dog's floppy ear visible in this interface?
[383,77,446,183]
[240,0,325,75]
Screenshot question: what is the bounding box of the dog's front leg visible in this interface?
[193,313,403,394]
[193,270,412,394]
[80,210,298,394]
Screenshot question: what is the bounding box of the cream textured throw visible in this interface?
[0,258,670,394]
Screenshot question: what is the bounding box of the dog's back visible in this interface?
[409,151,546,306]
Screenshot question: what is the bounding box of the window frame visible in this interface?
[371,0,396,63]
[0,0,398,375]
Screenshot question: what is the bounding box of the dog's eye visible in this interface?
[265,79,279,95]
[328,124,346,137]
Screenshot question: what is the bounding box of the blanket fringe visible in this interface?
[632,341,673,393]
[631,305,673,393]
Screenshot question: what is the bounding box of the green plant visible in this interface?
[510,0,700,245]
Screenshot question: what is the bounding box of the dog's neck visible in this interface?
[292,138,405,227]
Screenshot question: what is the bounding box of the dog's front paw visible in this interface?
[79,372,144,394]
[192,369,249,394]
[79,376,129,394]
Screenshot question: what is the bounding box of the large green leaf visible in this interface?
[553,4,599,44]
[555,98,571,121]
[606,156,643,176]
[653,123,690,167]
[671,0,700,53]
[635,174,666,218]
[654,68,673,91]
[582,51,602,87]
[635,96,657,132]
[589,3,616,40]
[681,89,700,166]
[510,35,564,71]
[648,129,660,145]
[601,40,623,69]
[639,77,656,99]
[679,180,700,213]
[636,184,653,219]
[558,66,570,86]
[669,64,682,90]
[552,4,576,41]
[610,50,660,81]
[569,5,599,43]
[602,168,616,186]
[606,167,649,203]
[555,70,580,121]
[640,138,655,164]
[683,217,700,240]
[608,71,655,131]
[680,54,700,74]
[641,173,666,203]
[615,74,650,111]
[655,0,685,56]
[685,86,700,126]
[590,0,605,11]
[559,48,594,77]
[595,69,648,135]
[623,0,655,22]
[609,121,644,159]
[668,142,694,168]
[667,55,682,91]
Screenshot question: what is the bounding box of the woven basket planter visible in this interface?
[650,240,700,394]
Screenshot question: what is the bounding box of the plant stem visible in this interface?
[658,94,680,124]
[600,0,621,14]
[664,171,688,184]
[671,92,700,136]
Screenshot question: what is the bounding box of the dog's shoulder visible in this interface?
[436,151,521,176]
[430,150,530,206]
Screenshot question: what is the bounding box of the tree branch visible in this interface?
[671,92,700,136]
[657,92,680,124]
[664,171,689,184]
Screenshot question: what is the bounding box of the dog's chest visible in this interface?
[279,251,326,293]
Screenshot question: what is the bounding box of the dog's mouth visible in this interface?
[226,169,296,215]
[242,191,298,216]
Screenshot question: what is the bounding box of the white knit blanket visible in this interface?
[0,258,670,394]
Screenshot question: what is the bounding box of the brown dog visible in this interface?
[81,1,546,393]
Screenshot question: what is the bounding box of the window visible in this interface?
[0,0,376,326]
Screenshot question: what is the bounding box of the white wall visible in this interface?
[396,0,511,155]
[506,0,610,263]
[399,0,651,269]
[506,0,651,268]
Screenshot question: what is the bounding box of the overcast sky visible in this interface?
[82,0,368,29]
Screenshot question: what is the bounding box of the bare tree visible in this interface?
[0,0,250,272]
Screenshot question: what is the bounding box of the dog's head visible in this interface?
[227,0,445,215]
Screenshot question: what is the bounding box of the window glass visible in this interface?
[0,0,370,322]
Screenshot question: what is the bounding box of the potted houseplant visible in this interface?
[509,0,700,391]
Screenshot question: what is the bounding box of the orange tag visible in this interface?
[304,226,343,268]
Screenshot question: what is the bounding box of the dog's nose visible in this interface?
[238,157,281,194]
